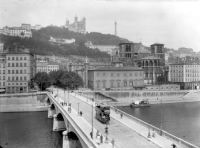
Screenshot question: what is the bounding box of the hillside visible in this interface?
[0,26,129,59]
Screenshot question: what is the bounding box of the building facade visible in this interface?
[169,64,200,89]
[5,49,35,93]
[88,67,144,90]
[111,42,166,85]
[65,16,86,34]
[36,60,59,73]
[0,53,6,93]
[1,24,32,38]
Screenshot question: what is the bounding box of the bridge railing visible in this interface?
[47,93,98,148]
[111,106,199,148]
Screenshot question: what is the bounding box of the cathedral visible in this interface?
[65,16,86,34]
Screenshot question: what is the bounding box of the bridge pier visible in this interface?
[53,114,66,131]
[63,130,70,148]
[48,107,56,118]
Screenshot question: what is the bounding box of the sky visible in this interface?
[0,0,200,51]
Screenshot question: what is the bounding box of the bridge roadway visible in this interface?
[54,88,159,148]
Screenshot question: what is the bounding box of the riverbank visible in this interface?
[0,92,48,112]
[101,90,200,106]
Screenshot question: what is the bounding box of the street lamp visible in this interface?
[160,98,163,136]
[91,98,94,139]
[77,102,80,115]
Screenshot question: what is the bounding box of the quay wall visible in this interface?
[0,92,48,112]
[103,90,200,106]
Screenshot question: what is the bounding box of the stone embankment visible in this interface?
[98,90,200,106]
[0,92,48,112]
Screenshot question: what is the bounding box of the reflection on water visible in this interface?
[117,102,200,147]
[0,112,62,148]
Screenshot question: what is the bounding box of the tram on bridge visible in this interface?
[95,104,110,124]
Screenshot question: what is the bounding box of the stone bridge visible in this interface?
[46,92,112,148]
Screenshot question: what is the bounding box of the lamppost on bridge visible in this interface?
[160,98,163,136]
[91,98,94,139]
[77,102,80,115]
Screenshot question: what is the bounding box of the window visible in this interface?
[20,77,22,81]
[3,70,5,74]
[124,81,127,87]
[24,63,27,67]
[24,57,27,60]
[8,63,10,67]
[129,81,133,86]
[110,80,114,88]
[20,57,23,60]
[16,76,18,81]
[16,63,18,67]
[102,80,106,88]
[24,76,26,81]
[12,57,14,60]
[8,70,10,74]
[20,70,23,74]
[12,77,14,81]
[8,77,10,81]
[12,63,14,67]
[24,70,26,74]
[7,57,10,60]
[16,70,18,74]
[16,57,18,60]
[20,63,22,67]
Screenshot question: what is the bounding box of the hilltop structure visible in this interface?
[0,24,32,38]
[65,16,86,34]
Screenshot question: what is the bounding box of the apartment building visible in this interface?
[5,49,34,93]
[169,64,200,89]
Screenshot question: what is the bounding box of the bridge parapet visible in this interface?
[47,93,115,148]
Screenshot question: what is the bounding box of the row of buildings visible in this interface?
[0,24,43,38]
[69,42,200,90]
[0,43,59,93]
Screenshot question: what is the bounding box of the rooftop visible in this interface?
[88,66,143,71]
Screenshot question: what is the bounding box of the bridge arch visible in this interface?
[46,98,51,105]
[50,104,55,110]
[66,131,83,148]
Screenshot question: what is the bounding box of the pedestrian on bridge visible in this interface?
[120,113,123,119]
[171,144,177,148]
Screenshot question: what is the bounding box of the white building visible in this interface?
[49,36,75,44]
[85,41,117,55]
[169,64,200,89]
[1,25,32,38]
[36,60,59,73]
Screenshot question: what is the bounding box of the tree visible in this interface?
[58,71,83,90]
[33,72,51,91]
[49,70,64,86]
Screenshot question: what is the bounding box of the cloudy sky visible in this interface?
[1,0,200,51]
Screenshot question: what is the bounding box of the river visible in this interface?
[118,102,200,147]
[0,102,200,148]
[0,112,62,148]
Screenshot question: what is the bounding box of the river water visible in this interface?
[118,102,200,147]
[0,112,62,148]
[0,102,200,148]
